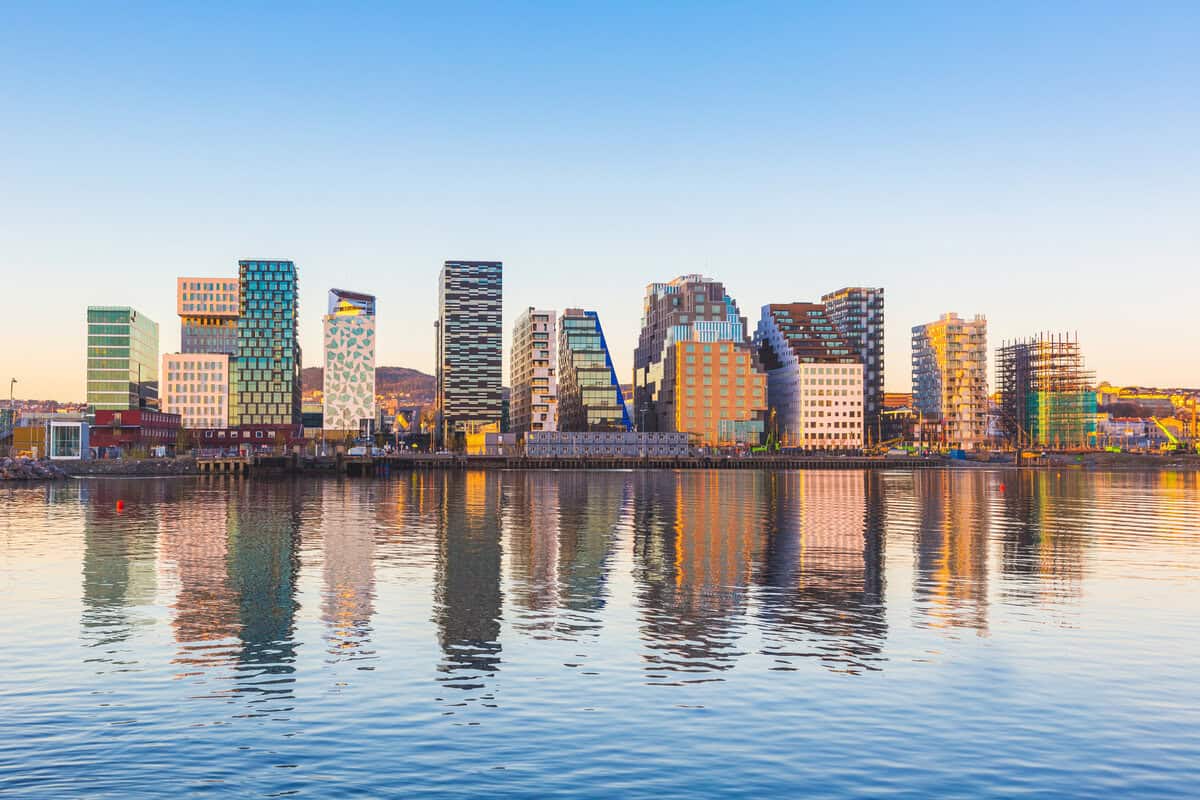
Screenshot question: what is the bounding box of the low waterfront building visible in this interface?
[510,308,557,435]
[323,289,377,433]
[47,417,89,460]
[912,313,989,449]
[91,409,181,455]
[557,308,632,432]
[755,303,865,450]
[195,424,304,453]
[87,306,159,412]
[161,353,229,430]
[525,431,689,457]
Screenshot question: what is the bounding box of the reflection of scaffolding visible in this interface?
[997,333,1096,449]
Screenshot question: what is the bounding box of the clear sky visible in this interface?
[2,1,1197,401]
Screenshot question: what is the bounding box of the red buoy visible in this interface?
[998,483,1006,492]
[116,500,125,512]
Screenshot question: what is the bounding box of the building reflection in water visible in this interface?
[912,471,990,635]
[160,485,241,671]
[434,471,504,696]
[80,480,165,660]
[552,473,627,640]
[225,481,306,716]
[634,471,766,683]
[756,471,887,674]
[320,481,377,665]
[503,472,561,635]
[999,471,1089,608]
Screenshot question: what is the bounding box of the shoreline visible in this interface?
[3,451,1199,481]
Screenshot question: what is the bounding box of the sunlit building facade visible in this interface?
[822,287,884,445]
[557,308,632,432]
[510,308,557,435]
[232,260,301,426]
[755,303,864,450]
[435,260,503,448]
[633,275,766,446]
[177,277,239,355]
[86,306,159,411]
[912,313,988,448]
[161,353,230,430]
[323,289,376,432]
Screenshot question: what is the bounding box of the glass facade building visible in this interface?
[557,309,632,432]
[86,306,159,411]
[233,260,301,426]
[323,289,376,432]
[435,260,503,448]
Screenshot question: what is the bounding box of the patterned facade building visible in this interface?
[161,353,230,429]
[755,303,864,450]
[177,277,239,355]
[323,289,376,432]
[86,306,159,411]
[232,260,301,426]
[911,313,988,448]
[435,260,503,448]
[822,287,884,445]
[633,275,766,446]
[557,308,632,432]
[510,308,557,435]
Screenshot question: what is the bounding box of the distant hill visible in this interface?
[302,366,435,406]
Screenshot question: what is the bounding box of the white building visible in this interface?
[510,308,558,435]
[323,289,377,432]
[161,353,229,430]
[754,303,865,450]
[911,313,988,448]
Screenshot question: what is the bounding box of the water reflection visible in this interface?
[757,471,887,674]
[433,471,504,696]
[912,471,991,634]
[321,483,377,665]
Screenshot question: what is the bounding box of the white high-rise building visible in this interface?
[323,289,376,432]
[912,313,988,448]
[510,308,557,435]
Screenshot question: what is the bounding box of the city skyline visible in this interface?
[4,4,1199,401]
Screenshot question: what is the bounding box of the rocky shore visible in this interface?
[0,457,68,481]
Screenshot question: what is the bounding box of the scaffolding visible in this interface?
[997,332,1097,449]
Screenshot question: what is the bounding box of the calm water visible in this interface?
[1,470,1198,798]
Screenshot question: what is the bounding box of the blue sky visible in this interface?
[2,1,1197,399]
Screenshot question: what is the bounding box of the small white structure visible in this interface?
[48,416,89,460]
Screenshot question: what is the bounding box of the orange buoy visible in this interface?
[116,500,125,511]
[998,483,1006,492]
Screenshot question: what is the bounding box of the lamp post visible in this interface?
[8,378,15,410]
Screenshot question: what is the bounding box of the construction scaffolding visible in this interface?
[997,332,1097,449]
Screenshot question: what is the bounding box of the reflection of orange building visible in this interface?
[913,471,989,634]
[634,471,768,674]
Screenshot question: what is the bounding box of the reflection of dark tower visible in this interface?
[756,472,887,673]
[999,470,1087,604]
[434,471,503,690]
[227,482,304,678]
[556,472,624,620]
[80,480,165,652]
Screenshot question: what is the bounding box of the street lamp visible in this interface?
[9,378,15,410]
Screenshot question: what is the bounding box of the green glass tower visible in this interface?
[86,306,159,411]
[233,260,301,426]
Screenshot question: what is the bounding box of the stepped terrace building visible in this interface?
[911,313,989,448]
[510,308,557,435]
[755,303,864,450]
[558,308,632,432]
[86,306,159,412]
[435,260,503,448]
[177,277,239,355]
[232,260,301,426]
[323,288,376,432]
[822,287,884,445]
[633,275,766,446]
